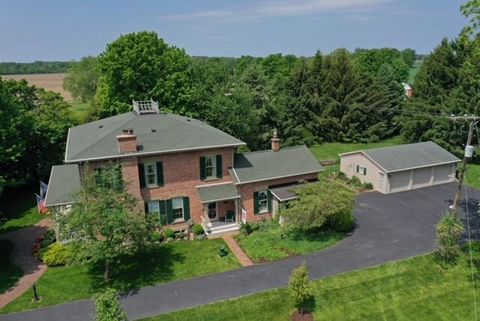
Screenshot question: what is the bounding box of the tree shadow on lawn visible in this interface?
[87,244,185,296]
[287,229,343,242]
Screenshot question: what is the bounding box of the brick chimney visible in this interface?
[271,128,281,152]
[117,129,137,154]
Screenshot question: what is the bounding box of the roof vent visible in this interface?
[151,129,157,133]
[133,99,159,115]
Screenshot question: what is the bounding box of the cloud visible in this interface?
[159,0,390,22]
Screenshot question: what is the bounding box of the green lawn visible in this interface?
[309,136,404,162]
[236,222,344,263]
[0,240,23,294]
[408,60,423,84]
[466,164,480,189]
[69,101,90,121]
[1,239,240,314]
[143,248,479,321]
[0,185,44,235]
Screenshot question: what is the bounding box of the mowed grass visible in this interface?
[143,251,479,321]
[408,60,423,84]
[236,223,344,263]
[309,136,404,162]
[466,164,480,190]
[1,239,240,314]
[69,101,90,121]
[0,240,23,294]
[0,185,45,235]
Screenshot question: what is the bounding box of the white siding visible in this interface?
[434,164,454,183]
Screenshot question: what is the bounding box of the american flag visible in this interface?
[35,193,48,214]
[40,181,48,198]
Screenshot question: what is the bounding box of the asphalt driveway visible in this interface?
[2,182,478,321]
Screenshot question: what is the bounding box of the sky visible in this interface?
[0,0,468,62]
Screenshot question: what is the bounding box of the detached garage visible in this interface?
[339,141,460,194]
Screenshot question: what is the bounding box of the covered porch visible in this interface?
[196,182,241,236]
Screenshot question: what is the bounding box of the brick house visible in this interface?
[45,101,323,236]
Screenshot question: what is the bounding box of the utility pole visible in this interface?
[449,115,480,212]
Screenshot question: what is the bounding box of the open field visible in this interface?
[408,60,423,84]
[309,136,404,162]
[144,249,479,321]
[1,73,72,101]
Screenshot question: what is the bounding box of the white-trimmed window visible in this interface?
[144,163,157,187]
[148,201,160,214]
[356,165,367,176]
[258,190,269,214]
[172,197,184,221]
[204,156,217,179]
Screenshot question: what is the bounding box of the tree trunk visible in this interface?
[104,261,110,283]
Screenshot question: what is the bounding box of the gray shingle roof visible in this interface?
[196,183,240,203]
[353,141,460,172]
[65,112,245,162]
[45,164,81,206]
[231,145,323,184]
[269,181,321,201]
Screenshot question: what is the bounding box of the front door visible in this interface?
[207,202,218,221]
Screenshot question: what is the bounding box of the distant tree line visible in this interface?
[64,31,414,150]
[0,61,74,75]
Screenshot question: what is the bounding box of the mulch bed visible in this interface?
[291,311,314,321]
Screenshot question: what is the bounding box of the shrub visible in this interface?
[337,171,347,180]
[289,262,312,314]
[193,224,204,236]
[150,231,164,243]
[327,209,355,232]
[40,229,56,249]
[164,228,175,239]
[240,222,253,235]
[362,182,373,190]
[435,211,464,263]
[41,243,73,267]
[350,176,362,187]
[94,288,128,321]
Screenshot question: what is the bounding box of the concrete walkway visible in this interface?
[0,219,53,309]
[222,235,254,267]
[1,183,478,321]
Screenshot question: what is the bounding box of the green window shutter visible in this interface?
[159,200,167,225]
[156,161,164,186]
[138,163,146,188]
[166,199,173,224]
[200,157,206,180]
[216,155,223,178]
[183,197,191,221]
[356,165,359,173]
[267,190,273,212]
[253,191,259,215]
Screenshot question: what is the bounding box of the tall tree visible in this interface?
[63,56,100,102]
[95,31,192,117]
[63,167,148,282]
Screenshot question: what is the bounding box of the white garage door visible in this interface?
[389,171,411,193]
[434,164,452,184]
[413,167,431,188]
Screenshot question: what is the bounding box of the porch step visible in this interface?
[205,223,240,237]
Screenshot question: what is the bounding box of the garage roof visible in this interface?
[341,141,460,173]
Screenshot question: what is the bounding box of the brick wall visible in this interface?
[238,172,318,222]
[82,147,235,223]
